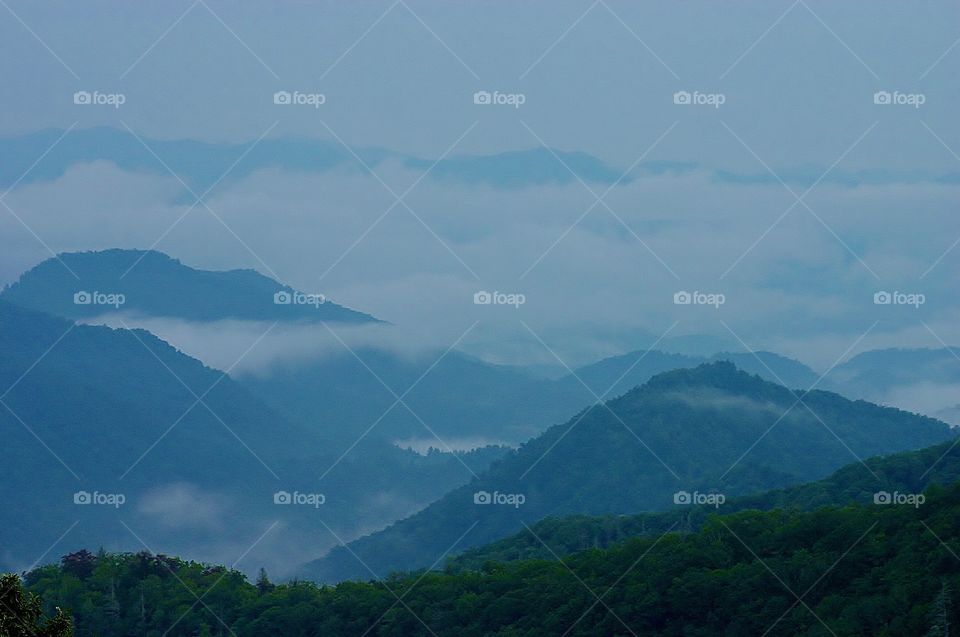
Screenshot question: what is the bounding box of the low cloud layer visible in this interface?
[3,156,956,371]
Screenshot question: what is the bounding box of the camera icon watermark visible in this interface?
[873,90,925,108]
[473,290,526,308]
[473,90,526,108]
[873,490,924,508]
[273,90,326,108]
[673,290,725,308]
[73,90,126,109]
[873,290,925,308]
[273,490,325,508]
[473,490,525,508]
[673,90,725,108]
[73,290,126,308]
[673,490,725,508]
[73,490,125,508]
[273,290,325,308]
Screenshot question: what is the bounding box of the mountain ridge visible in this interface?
[1,249,378,324]
[300,361,954,582]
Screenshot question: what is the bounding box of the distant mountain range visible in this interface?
[5,250,958,447]
[0,127,625,193]
[3,128,958,199]
[831,347,960,408]
[301,362,954,582]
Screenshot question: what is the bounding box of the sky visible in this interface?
[1,0,958,371]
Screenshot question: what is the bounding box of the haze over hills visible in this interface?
[0,299,504,577]
[0,127,625,193]
[0,249,376,324]
[5,250,957,442]
[301,362,955,582]
[3,250,958,583]
[0,250,835,445]
[831,347,960,416]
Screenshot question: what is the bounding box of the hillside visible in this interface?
[22,482,960,636]
[301,362,954,582]
[0,300,501,576]
[447,436,960,570]
[0,249,377,323]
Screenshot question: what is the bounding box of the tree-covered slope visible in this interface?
[20,482,960,636]
[0,300,502,576]
[448,436,960,570]
[301,362,954,582]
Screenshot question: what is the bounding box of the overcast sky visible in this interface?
[1,0,958,370]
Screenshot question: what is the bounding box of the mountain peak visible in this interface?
[625,360,771,399]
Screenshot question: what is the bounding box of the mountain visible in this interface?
[936,404,960,426]
[447,436,960,570]
[242,348,589,444]
[0,249,376,323]
[567,349,820,398]
[22,483,960,636]
[0,300,501,576]
[1,249,835,446]
[831,347,960,409]
[301,362,954,582]
[0,127,624,192]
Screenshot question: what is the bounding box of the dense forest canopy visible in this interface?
[12,481,960,636]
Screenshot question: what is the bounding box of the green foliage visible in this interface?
[24,483,960,636]
[448,437,960,570]
[1,573,72,636]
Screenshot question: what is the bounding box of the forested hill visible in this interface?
[447,435,960,570]
[302,361,954,582]
[21,482,960,636]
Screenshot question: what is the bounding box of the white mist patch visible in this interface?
[394,436,512,455]
[84,313,450,377]
[136,483,229,531]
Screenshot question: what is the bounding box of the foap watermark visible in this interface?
[74,290,126,308]
[273,90,326,108]
[273,490,325,508]
[674,290,725,308]
[673,490,725,508]
[274,290,326,308]
[473,90,526,108]
[73,90,126,108]
[673,90,725,108]
[473,490,525,508]
[873,290,925,308]
[874,490,924,508]
[873,91,925,108]
[474,290,526,308]
[74,490,125,508]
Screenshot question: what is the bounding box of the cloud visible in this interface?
[86,314,449,376]
[3,156,957,371]
[136,483,229,531]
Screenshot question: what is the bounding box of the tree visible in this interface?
[926,580,952,637]
[255,569,274,596]
[60,550,97,580]
[0,573,72,636]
